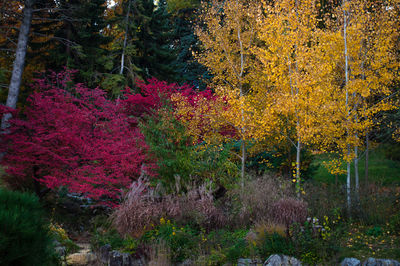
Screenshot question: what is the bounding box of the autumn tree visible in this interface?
[195,0,263,187]
[256,0,326,196]
[314,0,399,212]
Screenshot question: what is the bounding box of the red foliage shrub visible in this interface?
[122,78,193,119]
[0,70,151,205]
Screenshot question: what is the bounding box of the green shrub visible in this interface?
[141,220,200,262]
[365,226,383,237]
[140,108,238,191]
[226,238,250,262]
[256,232,294,259]
[0,188,58,266]
[290,219,342,265]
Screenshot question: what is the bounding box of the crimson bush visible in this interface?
[1,70,150,205]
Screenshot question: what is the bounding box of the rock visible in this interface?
[238,258,263,265]
[263,254,302,266]
[99,244,111,264]
[109,251,123,266]
[341,258,361,266]
[66,252,97,266]
[66,243,96,266]
[109,250,136,266]
[363,258,400,266]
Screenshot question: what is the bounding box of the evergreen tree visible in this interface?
[106,0,178,93]
[170,1,211,88]
[45,0,112,87]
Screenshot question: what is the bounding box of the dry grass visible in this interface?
[271,197,308,229]
[234,174,294,225]
[112,177,163,237]
[112,177,225,237]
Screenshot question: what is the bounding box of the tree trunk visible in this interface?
[120,0,132,76]
[241,139,245,190]
[354,145,359,192]
[354,144,360,205]
[346,151,351,215]
[296,137,301,198]
[1,0,35,130]
[343,0,351,216]
[365,131,369,185]
[237,10,246,191]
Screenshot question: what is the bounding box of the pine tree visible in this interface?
[169,0,211,88]
[46,0,112,87]
[106,0,178,92]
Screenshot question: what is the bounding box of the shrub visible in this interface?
[203,229,250,264]
[226,238,250,262]
[271,198,308,234]
[1,70,149,204]
[141,221,199,262]
[256,232,294,259]
[112,178,225,237]
[289,215,343,265]
[303,182,346,220]
[164,182,226,230]
[252,222,287,244]
[0,189,58,266]
[112,177,163,237]
[230,175,294,226]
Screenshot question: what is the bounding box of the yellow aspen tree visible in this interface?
[256,0,322,196]
[194,0,263,188]
[316,0,399,213]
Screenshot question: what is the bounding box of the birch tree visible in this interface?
[317,0,399,213]
[256,0,322,196]
[195,0,262,188]
[1,0,35,130]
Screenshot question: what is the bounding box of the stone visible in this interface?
[363,258,400,266]
[341,258,361,266]
[66,252,97,266]
[99,244,111,264]
[109,251,123,266]
[263,254,302,266]
[238,258,263,265]
[109,250,136,266]
[66,243,96,266]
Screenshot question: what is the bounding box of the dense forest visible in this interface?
[0,0,400,265]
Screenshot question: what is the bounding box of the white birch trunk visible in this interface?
[1,0,35,130]
[343,0,352,215]
[296,136,301,198]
